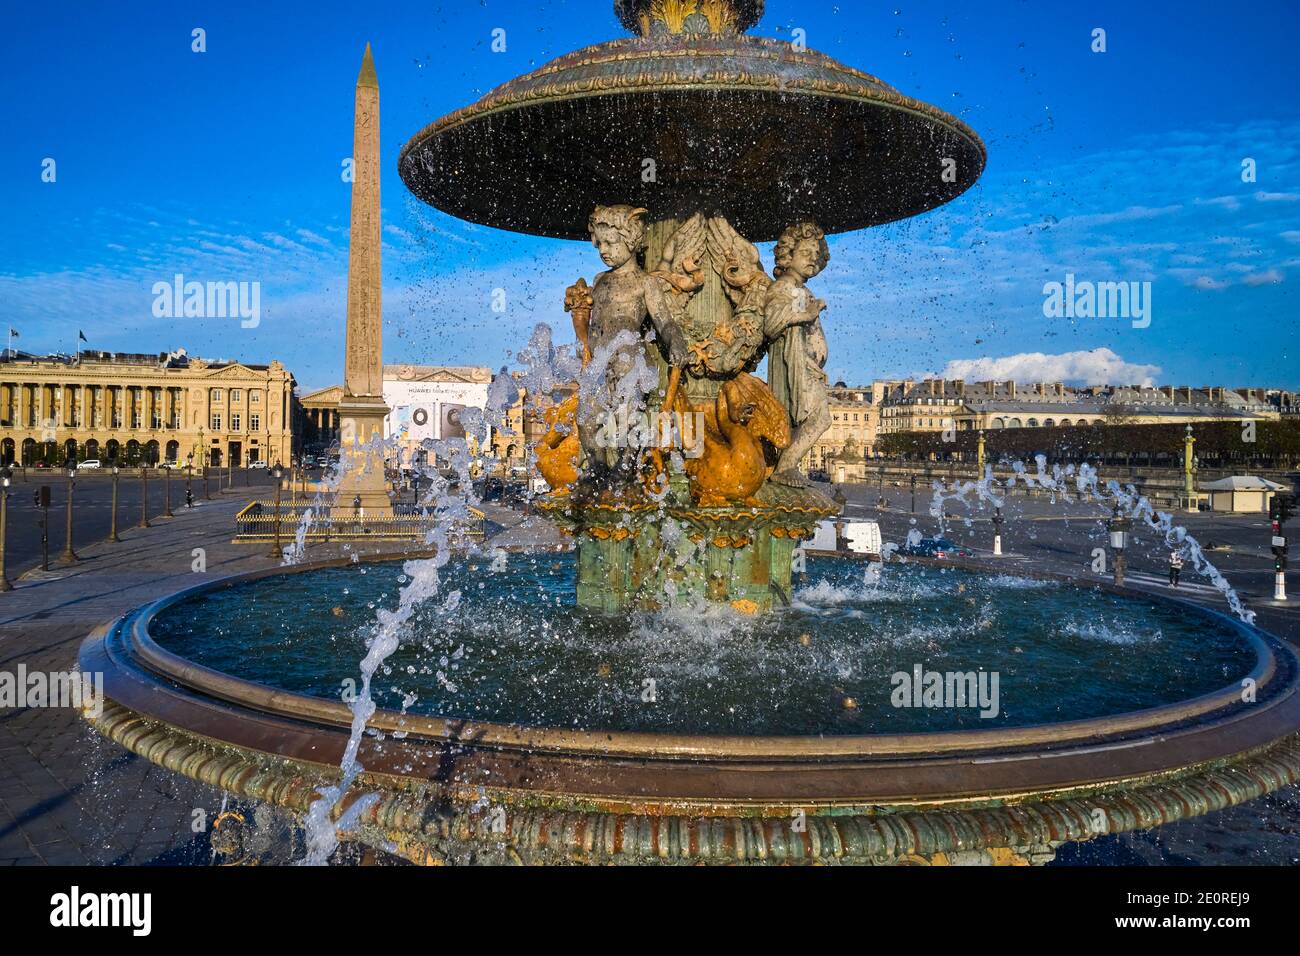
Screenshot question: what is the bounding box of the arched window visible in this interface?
[991,418,1005,429]
[1043,419,1055,427]
[1009,418,1023,428]
[1059,418,1072,427]
[1027,418,1040,428]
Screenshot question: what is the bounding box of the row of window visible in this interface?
[209,414,261,432]
[209,389,262,404]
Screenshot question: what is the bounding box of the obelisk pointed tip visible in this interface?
[357,42,378,89]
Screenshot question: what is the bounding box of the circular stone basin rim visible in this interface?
[120,556,1281,762]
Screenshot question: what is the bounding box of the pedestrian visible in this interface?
[1169,548,1184,588]
[185,487,194,509]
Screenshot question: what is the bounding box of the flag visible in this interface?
[78,330,88,343]
[7,328,16,339]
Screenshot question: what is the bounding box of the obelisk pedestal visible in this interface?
[336,43,393,518]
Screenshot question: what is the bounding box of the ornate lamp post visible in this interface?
[1108,504,1132,587]
[992,505,1004,557]
[163,457,173,518]
[0,466,12,591]
[60,462,80,564]
[109,464,121,542]
[910,474,917,514]
[976,428,986,478]
[268,461,284,559]
[139,459,151,529]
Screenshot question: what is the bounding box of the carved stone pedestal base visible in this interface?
[540,483,836,612]
[336,398,394,517]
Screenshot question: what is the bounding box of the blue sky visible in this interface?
[2,0,1298,393]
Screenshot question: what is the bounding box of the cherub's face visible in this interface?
[787,238,824,280]
[591,224,636,268]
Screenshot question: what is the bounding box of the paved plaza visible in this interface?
[1,484,1297,865]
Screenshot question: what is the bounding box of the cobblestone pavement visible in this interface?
[0,492,280,865]
[1,491,1298,865]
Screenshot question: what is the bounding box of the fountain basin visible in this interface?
[80,554,1300,865]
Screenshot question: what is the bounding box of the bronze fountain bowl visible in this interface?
[398,33,985,241]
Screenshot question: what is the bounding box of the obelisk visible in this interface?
[336,43,393,517]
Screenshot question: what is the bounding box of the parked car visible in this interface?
[901,537,972,559]
[475,476,506,501]
[159,460,182,469]
[76,459,102,470]
[247,460,268,469]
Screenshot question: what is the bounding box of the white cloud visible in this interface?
[939,348,1162,387]
[1242,268,1284,286]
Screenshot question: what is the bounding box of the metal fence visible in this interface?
[234,502,484,542]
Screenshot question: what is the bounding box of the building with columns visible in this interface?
[298,385,344,455]
[0,349,296,468]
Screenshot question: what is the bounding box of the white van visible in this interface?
[808,519,882,556]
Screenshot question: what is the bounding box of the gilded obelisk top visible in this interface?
[344,41,383,400]
[357,41,378,88]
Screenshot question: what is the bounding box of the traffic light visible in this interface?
[1272,493,1296,523]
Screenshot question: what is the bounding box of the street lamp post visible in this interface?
[976,429,986,479]
[992,505,1004,557]
[109,464,121,542]
[164,459,173,518]
[139,461,151,529]
[1271,494,1294,602]
[1108,505,1132,588]
[910,474,917,514]
[0,467,12,591]
[268,462,284,559]
[185,453,194,509]
[61,464,80,564]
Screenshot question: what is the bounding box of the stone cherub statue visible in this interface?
[763,222,832,487]
[572,204,690,488]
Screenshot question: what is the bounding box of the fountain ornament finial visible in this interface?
[615,0,763,38]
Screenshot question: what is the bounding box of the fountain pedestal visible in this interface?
[540,482,835,611]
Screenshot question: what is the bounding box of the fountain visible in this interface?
[79,1,1300,865]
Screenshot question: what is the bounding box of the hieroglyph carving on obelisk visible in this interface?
[344,43,384,401]
[334,43,393,516]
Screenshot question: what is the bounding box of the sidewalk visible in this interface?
[0,495,283,865]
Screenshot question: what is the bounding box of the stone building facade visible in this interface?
[0,349,296,468]
[808,383,885,478]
